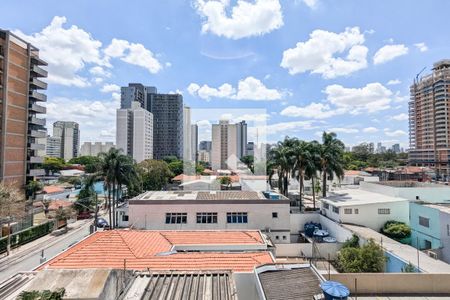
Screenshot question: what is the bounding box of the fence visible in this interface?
[0,221,55,254]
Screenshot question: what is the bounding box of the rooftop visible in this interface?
[423,203,450,215]
[38,230,273,273]
[323,188,408,207]
[132,190,286,201]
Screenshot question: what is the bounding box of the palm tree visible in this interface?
[98,148,121,228]
[305,141,321,210]
[269,140,293,197]
[291,139,313,211]
[318,132,345,198]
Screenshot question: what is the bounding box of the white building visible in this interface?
[52,121,80,160]
[211,120,238,171]
[198,149,210,163]
[122,190,291,243]
[321,187,409,231]
[45,135,61,158]
[80,142,115,156]
[116,101,153,162]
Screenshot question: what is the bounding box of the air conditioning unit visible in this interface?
[426,250,438,259]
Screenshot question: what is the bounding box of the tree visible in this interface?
[168,160,184,176]
[241,155,254,173]
[42,157,66,176]
[305,141,321,210]
[54,206,71,227]
[0,181,24,256]
[381,221,411,240]
[291,139,313,210]
[138,159,173,191]
[74,175,97,215]
[219,176,232,190]
[336,238,386,273]
[402,262,416,273]
[318,132,345,197]
[69,155,101,173]
[17,288,65,300]
[26,180,43,200]
[268,137,295,197]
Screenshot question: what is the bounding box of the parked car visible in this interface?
[96,217,109,228]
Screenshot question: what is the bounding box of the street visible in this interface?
[0,221,92,283]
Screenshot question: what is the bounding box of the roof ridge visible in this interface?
[116,230,140,258]
[242,231,262,244]
[158,232,174,246]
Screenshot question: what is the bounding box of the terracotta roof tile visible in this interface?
[38,230,272,273]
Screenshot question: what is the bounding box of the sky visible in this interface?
[2,0,450,148]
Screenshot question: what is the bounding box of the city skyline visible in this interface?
[2,1,450,148]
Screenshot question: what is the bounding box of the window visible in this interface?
[354,209,359,214]
[419,216,430,228]
[275,236,279,240]
[447,224,450,236]
[344,208,352,214]
[197,212,218,224]
[332,206,339,214]
[323,203,330,209]
[122,215,129,222]
[272,212,278,218]
[165,213,187,224]
[378,208,390,215]
[227,212,248,223]
[282,236,287,240]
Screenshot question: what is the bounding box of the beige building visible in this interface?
[52,121,80,161]
[80,141,115,157]
[0,30,47,186]
[211,120,238,170]
[409,60,450,180]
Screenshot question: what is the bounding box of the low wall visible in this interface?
[331,273,450,294]
[275,243,312,257]
[290,212,320,234]
[319,215,353,242]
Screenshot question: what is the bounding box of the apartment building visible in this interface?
[409,60,450,180]
[79,141,115,156]
[51,121,80,161]
[0,30,47,185]
[45,136,61,158]
[116,101,153,162]
[121,190,291,243]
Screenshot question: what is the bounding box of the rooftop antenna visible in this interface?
[415,66,426,84]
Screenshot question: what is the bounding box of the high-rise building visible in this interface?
[46,136,61,158]
[198,150,210,163]
[52,121,80,161]
[199,141,212,152]
[211,120,239,170]
[183,106,192,161]
[246,142,255,156]
[392,143,401,154]
[116,101,153,162]
[236,120,247,158]
[191,124,198,162]
[120,83,156,109]
[0,30,47,185]
[409,60,450,179]
[147,92,183,159]
[368,142,375,154]
[80,142,115,156]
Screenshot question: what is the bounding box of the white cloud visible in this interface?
[390,113,409,121]
[387,79,401,85]
[414,42,428,52]
[14,16,106,87]
[265,120,317,134]
[90,66,111,78]
[194,0,283,39]
[301,0,319,9]
[104,38,162,73]
[47,96,118,142]
[329,127,359,134]
[280,27,368,79]
[373,44,408,65]
[100,84,121,93]
[280,102,343,119]
[384,128,407,137]
[188,76,283,101]
[324,82,393,114]
[362,127,379,133]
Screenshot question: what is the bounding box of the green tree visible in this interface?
[0,181,24,256]
[138,159,173,191]
[241,155,254,173]
[26,180,43,200]
[268,137,296,197]
[168,160,184,176]
[318,132,345,197]
[17,288,65,300]
[219,176,232,190]
[42,157,66,176]
[291,139,314,210]
[402,262,417,273]
[381,221,411,240]
[69,155,101,173]
[336,238,386,273]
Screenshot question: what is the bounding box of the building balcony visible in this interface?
[30,65,48,78]
[28,168,45,177]
[29,90,47,102]
[29,130,46,138]
[29,103,46,114]
[28,142,45,151]
[30,78,47,90]
[28,116,46,126]
[28,156,44,164]
[31,56,47,66]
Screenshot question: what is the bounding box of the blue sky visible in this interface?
[2,0,450,148]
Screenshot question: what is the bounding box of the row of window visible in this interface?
[165,212,279,224]
[325,204,390,215]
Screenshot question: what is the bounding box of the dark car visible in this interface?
[96,217,109,228]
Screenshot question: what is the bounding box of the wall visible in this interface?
[330,273,450,294]
[129,202,291,243]
[275,243,312,257]
[233,273,259,300]
[290,212,320,234]
[318,215,353,243]
[439,211,450,263]
[410,202,442,250]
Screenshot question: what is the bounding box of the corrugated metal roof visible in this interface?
[122,271,237,300]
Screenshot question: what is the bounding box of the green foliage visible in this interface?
[219,176,232,189]
[69,155,101,173]
[26,180,43,199]
[402,262,417,273]
[17,288,65,300]
[167,159,184,176]
[58,176,82,186]
[138,159,173,191]
[344,143,406,170]
[342,234,360,248]
[42,157,66,175]
[336,239,387,273]
[0,221,54,254]
[381,221,411,240]
[241,155,254,172]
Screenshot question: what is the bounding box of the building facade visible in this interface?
[52,121,80,161]
[409,60,450,180]
[236,120,247,158]
[80,141,115,157]
[211,120,237,170]
[191,124,198,162]
[120,83,156,109]
[116,101,153,162]
[46,136,61,158]
[0,30,47,185]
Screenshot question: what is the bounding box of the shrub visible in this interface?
[0,221,54,254]
[336,239,386,273]
[381,221,411,240]
[342,234,360,248]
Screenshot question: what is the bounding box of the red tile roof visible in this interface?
[38,230,272,273]
[43,186,65,194]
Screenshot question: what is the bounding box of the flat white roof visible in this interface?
[323,188,408,207]
[424,204,450,215]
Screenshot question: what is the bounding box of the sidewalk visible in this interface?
[0,218,93,268]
